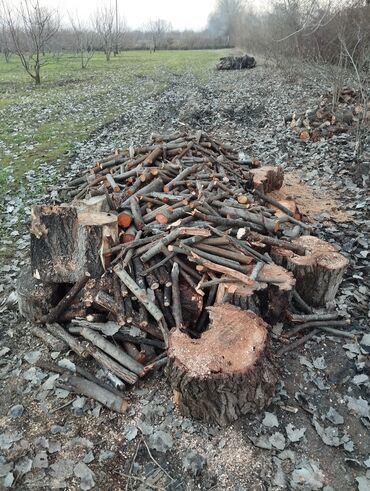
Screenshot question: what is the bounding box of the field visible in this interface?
[0,49,369,490]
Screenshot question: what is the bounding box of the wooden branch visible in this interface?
[171,263,182,328]
[40,273,90,324]
[31,325,68,352]
[57,373,129,414]
[114,265,164,322]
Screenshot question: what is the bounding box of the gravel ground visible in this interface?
[0,62,369,490]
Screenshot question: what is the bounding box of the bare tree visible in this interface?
[94,4,115,61]
[208,0,244,47]
[0,6,12,62]
[145,19,172,51]
[2,0,59,84]
[69,14,95,69]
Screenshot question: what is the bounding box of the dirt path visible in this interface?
[0,63,369,490]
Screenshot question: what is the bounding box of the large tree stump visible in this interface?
[30,205,118,283]
[166,305,278,426]
[17,266,62,321]
[271,235,349,307]
[250,166,284,193]
[215,264,295,322]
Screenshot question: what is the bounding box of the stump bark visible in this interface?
[166,304,278,426]
[271,235,349,307]
[215,263,295,322]
[17,266,61,321]
[30,205,118,283]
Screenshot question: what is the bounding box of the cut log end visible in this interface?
[166,305,278,426]
[272,235,349,307]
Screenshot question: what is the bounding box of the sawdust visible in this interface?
[269,172,353,223]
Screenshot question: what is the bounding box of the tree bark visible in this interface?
[166,305,278,426]
[271,236,349,306]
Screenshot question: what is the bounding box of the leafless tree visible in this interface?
[2,0,59,84]
[94,4,115,61]
[0,6,12,62]
[69,14,95,69]
[208,0,244,47]
[144,19,172,51]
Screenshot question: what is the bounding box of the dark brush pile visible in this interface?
[216,54,256,71]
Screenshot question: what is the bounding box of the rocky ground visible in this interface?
[0,61,369,490]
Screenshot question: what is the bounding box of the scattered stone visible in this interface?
[15,457,32,474]
[24,350,41,364]
[33,451,48,469]
[291,460,324,490]
[263,412,279,428]
[286,424,306,443]
[356,476,370,491]
[269,432,286,451]
[99,450,115,462]
[0,431,22,450]
[124,425,138,442]
[326,407,344,425]
[182,450,207,476]
[74,462,95,491]
[8,404,24,418]
[148,430,173,453]
[312,356,327,370]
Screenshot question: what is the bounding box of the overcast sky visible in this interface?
[30,0,218,31]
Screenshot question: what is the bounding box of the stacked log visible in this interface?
[285,86,369,141]
[20,130,350,424]
[216,54,256,71]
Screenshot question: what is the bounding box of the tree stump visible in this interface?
[166,304,278,426]
[30,205,118,283]
[250,166,284,193]
[271,235,349,307]
[17,266,62,322]
[215,264,295,322]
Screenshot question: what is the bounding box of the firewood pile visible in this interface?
[285,86,370,142]
[19,130,350,425]
[216,54,256,71]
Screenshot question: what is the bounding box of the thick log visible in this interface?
[215,263,295,322]
[30,205,118,283]
[166,305,278,426]
[17,266,61,322]
[271,236,349,306]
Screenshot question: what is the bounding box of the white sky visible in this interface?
[31,0,218,31]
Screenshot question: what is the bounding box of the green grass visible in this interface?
[0,49,229,262]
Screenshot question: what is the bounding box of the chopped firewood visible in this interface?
[21,130,350,421]
[166,305,277,426]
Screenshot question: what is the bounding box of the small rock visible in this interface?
[262,412,279,428]
[8,404,24,418]
[269,432,286,451]
[182,450,207,476]
[286,424,306,443]
[99,450,115,462]
[24,351,41,364]
[148,430,173,453]
[74,462,95,491]
[33,451,48,469]
[124,425,138,442]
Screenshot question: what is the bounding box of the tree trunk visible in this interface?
[30,205,118,283]
[271,235,349,307]
[166,305,278,426]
